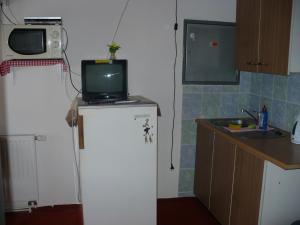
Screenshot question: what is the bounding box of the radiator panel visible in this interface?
[0,135,38,211]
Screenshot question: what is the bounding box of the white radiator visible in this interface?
[0,135,38,211]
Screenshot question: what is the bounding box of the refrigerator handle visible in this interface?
[78,115,85,149]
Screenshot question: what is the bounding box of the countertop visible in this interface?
[196,119,300,170]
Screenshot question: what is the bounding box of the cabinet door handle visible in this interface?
[78,115,85,149]
[246,61,258,65]
[257,62,268,66]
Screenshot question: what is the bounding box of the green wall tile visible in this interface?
[222,85,240,93]
[201,93,221,118]
[183,85,203,94]
[181,120,197,145]
[178,169,195,193]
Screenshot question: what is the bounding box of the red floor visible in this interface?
[6,197,220,225]
[5,205,83,225]
[158,198,220,225]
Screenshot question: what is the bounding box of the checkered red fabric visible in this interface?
[0,59,68,76]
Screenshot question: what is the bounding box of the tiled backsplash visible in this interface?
[178,72,300,197]
[249,73,300,130]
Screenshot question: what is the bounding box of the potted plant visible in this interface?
[107,42,121,60]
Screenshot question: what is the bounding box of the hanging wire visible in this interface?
[0,3,16,24]
[111,0,131,44]
[63,49,81,94]
[7,4,20,24]
[62,27,81,93]
[62,27,69,52]
[170,0,178,170]
[106,0,131,59]
[62,27,80,77]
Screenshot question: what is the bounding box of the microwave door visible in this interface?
[9,29,46,55]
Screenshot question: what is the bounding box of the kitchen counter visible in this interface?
[196,119,300,170]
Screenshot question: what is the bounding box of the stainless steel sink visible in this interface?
[234,129,286,139]
[209,118,255,128]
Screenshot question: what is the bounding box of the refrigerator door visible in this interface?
[79,105,157,225]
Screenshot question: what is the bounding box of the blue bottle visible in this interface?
[259,105,268,130]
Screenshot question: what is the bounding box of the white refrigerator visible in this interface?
[78,97,157,225]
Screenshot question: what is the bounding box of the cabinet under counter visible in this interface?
[194,119,300,225]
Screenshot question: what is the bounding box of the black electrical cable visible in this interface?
[0,3,16,24]
[111,0,131,43]
[170,0,178,170]
[7,4,19,24]
[62,27,80,77]
[62,27,81,93]
[62,27,69,52]
[63,49,81,94]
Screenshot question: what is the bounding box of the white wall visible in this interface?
[0,0,236,204]
[0,11,6,224]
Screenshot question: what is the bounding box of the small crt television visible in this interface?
[81,60,128,103]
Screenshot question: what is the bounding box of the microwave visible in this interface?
[1,24,62,60]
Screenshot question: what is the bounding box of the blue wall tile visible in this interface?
[271,100,287,129]
[273,75,288,101]
[249,94,260,112]
[287,74,300,104]
[182,94,202,120]
[261,74,274,98]
[250,73,262,95]
[238,93,250,114]
[239,71,252,93]
[220,93,239,117]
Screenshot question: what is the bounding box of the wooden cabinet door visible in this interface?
[210,133,236,225]
[230,147,264,225]
[259,0,292,75]
[194,124,214,209]
[236,0,260,72]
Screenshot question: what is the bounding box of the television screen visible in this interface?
[81,60,127,102]
[85,64,124,93]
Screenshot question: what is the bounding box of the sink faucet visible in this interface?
[241,108,258,123]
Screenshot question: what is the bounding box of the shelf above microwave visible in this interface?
[0,59,67,76]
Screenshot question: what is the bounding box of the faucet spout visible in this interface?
[241,108,258,123]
